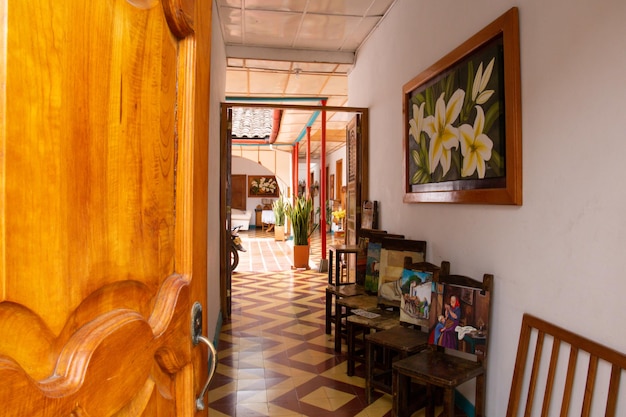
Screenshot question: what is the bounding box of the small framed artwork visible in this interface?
[403,7,521,205]
[248,175,279,197]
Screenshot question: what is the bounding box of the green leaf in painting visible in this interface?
[444,73,454,100]
[487,150,503,176]
[483,101,500,133]
[411,149,430,184]
[425,87,434,116]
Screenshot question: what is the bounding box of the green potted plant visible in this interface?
[286,195,318,269]
[272,195,286,241]
[325,200,333,233]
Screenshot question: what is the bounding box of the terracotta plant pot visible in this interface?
[275,225,285,241]
[292,244,310,269]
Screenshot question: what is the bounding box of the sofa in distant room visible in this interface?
[231,208,252,230]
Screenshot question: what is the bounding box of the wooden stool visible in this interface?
[365,326,429,403]
[325,284,366,334]
[392,350,485,417]
[334,294,378,352]
[346,308,400,376]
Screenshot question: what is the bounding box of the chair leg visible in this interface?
[442,387,455,417]
[334,299,343,352]
[475,374,485,417]
[347,321,355,376]
[325,289,332,335]
[365,339,374,404]
[392,368,411,417]
[425,384,435,417]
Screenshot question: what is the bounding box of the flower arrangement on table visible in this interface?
[332,209,346,230]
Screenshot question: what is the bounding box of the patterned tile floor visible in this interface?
[209,229,438,417]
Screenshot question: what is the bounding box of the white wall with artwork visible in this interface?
[348,0,626,414]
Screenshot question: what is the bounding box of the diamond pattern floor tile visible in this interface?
[209,230,439,416]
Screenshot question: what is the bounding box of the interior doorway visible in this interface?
[220,102,369,319]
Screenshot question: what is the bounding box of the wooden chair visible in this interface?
[325,229,395,335]
[364,260,448,404]
[333,235,423,353]
[506,313,626,417]
[346,307,400,376]
[392,270,493,417]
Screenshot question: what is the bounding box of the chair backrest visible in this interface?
[398,260,450,328]
[428,270,493,364]
[506,313,626,417]
[361,201,378,229]
[377,237,427,296]
[361,230,404,292]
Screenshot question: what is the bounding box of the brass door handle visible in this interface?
[191,302,218,411]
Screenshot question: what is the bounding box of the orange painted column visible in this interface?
[293,143,299,201]
[320,100,327,260]
[306,126,311,198]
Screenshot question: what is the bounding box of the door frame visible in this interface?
[219,102,369,319]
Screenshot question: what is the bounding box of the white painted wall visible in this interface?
[232,155,289,226]
[207,1,226,343]
[348,0,626,414]
[326,146,346,203]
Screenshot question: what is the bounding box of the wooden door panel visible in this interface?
[1,0,210,415]
[0,274,191,416]
[231,174,247,210]
[4,0,178,334]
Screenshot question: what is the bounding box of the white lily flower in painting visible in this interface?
[472,58,495,105]
[459,106,493,178]
[409,102,426,144]
[423,90,464,176]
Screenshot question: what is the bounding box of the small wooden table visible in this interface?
[364,326,429,404]
[325,283,366,334]
[334,294,378,352]
[328,244,362,286]
[392,349,485,417]
[346,308,400,376]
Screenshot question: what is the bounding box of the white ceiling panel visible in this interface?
[292,62,342,74]
[243,10,301,46]
[285,73,332,95]
[248,71,289,94]
[217,0,398,159]
[341,17,380,50]
[218,7,243,43]
[244,59,292,71]
[320,75,348,96]
[225,69,248,94]
[295,15,363,50]
[286,0,396,16]
[217,0,241,7]
[244,0,308,12]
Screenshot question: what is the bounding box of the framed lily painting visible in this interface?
[248,175,279,197]
[403,7,522,205]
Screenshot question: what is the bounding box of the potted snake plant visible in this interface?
[272,195,286,241]
[286,195,318,269]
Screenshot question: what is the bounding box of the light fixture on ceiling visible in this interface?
[293,67,302,79]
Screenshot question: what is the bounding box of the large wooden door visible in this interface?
[0,0,212,415]
[345,115,368,245]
